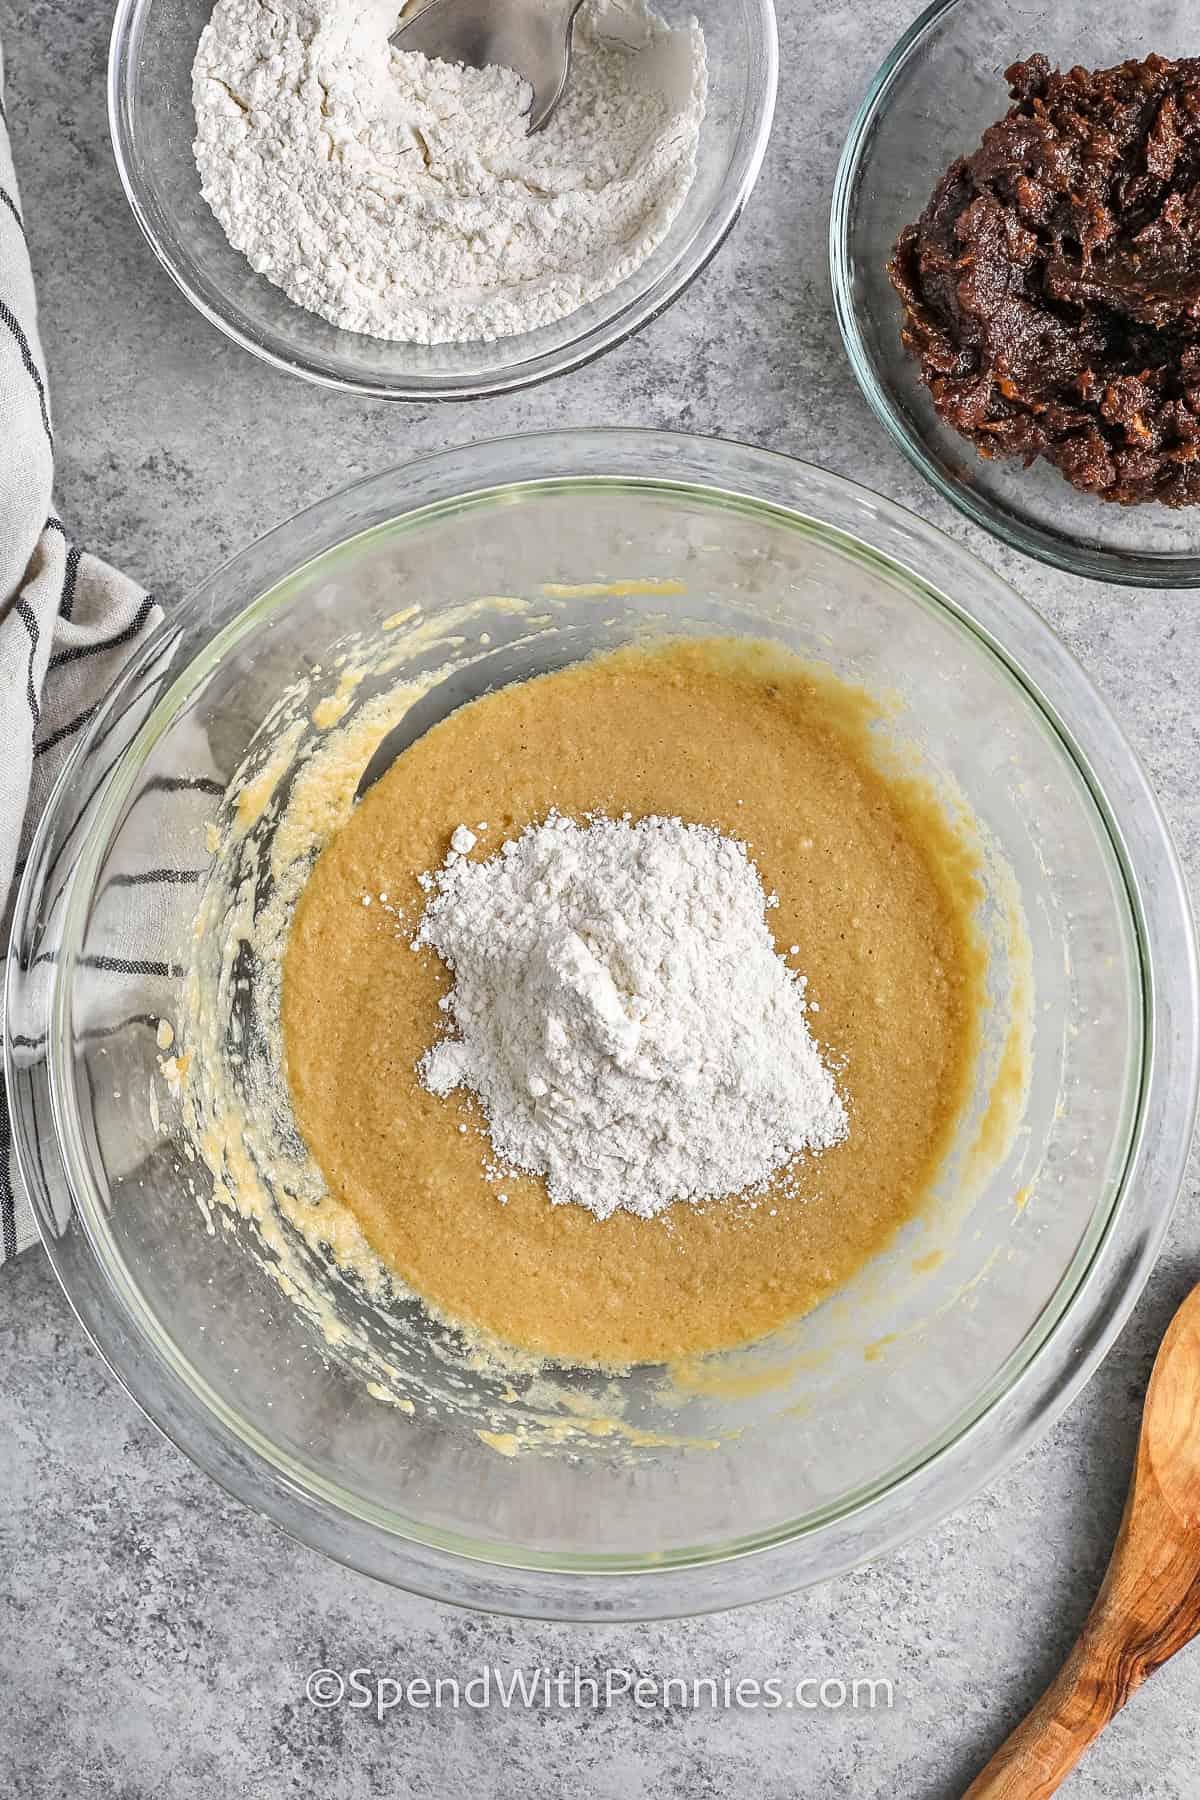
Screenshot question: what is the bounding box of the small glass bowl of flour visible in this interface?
[110,0,777,397]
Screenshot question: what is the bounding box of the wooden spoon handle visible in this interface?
[964,1287,1200,1797]
[963,1470,1200,1797]
[962,1632,1130,1798]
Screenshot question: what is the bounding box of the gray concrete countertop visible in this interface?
[3,0,1199,1794]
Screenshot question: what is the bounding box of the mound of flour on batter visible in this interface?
[413,813,848,1220]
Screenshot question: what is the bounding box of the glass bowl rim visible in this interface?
[9,428,1198,1616]
[829,0,1200,590]
[106,0,780,401]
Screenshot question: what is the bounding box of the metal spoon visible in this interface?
[390,0,586,134]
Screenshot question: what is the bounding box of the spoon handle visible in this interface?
[964,1289,1200,1798]
[961,1617,1137,1798]
[964,1525,1200,1796]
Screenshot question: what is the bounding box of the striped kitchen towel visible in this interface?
[0,40,162,1262]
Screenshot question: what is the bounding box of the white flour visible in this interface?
[192,0,707,344]
[414,814,848,1221]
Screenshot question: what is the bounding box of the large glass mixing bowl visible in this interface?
[8,431,1197,1618]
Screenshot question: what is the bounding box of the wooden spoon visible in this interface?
[964,1282,1200,1799]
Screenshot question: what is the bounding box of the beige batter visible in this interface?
[281,638,985,1366]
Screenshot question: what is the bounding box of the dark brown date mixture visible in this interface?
[888,53,1200,507]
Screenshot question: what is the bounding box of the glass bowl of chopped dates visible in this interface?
[832,0,1200,586]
